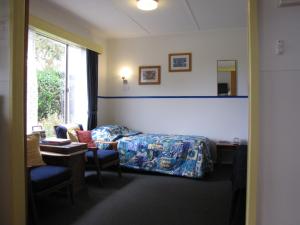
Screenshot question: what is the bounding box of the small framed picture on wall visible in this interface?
[139,66,161,85]
[169,53,192,72]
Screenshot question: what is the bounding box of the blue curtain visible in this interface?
[87,50,98,130]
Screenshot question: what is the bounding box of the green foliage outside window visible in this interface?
[37,68,64,120]
[34,34,66,137]
[35,34,65,69]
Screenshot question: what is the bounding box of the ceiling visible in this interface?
[42,0,247,39]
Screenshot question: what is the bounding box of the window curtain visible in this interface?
[87,49,98,130]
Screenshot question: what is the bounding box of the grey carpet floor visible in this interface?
[38,166,232,225]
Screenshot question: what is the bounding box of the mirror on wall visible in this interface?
[217,60,237,96]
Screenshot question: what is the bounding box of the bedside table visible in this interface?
[216,141,239,165]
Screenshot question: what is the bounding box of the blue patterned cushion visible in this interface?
[30,165,71,192]
[86,150,119,164]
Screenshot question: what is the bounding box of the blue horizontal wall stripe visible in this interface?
[98,95,248,99]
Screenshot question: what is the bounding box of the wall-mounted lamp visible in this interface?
[120,67,132,85]
[122,76,128,84]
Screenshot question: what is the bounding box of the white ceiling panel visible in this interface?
[187,0,247,30]
[41,0,247,39]
[111,0,199,36]
[45,0,148,38]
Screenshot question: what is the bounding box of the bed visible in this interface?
[91,125,213,179]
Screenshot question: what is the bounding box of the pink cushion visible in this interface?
[76,130,96,148]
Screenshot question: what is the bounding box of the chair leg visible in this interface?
[68,182,74,205]
[29,192,39,225]
[96,167,103,185]
[92,150,103,185]
[28,178,39,225]
[117,163,122,178]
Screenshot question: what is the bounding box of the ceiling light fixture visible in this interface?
[137,0,158,11]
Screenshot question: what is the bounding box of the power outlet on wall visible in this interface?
[275,40,284,55]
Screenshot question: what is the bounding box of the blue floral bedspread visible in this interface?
[117,134,213,178]
[91,125,213,178]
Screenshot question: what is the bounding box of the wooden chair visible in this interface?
[85,143,122,184]
[54,124,122,184]
[28,164,74,225]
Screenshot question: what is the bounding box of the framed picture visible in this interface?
[139,66,161,85]
[169,53,192,72]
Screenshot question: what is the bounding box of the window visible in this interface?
[27,29,88,137]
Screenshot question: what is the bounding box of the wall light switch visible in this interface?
[275,40,284,55]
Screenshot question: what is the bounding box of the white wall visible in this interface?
[98,29,248,141]
[98,98,248,140]
[0,0,12,224]
[258,1,300,225]
[104,29,248,96]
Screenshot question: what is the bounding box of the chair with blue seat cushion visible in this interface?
[30,165,73,193]
[85,148,121,184]
[28,165,74,225]
[75,129,121,184]
[27,133,74,225]
[86,149,119,165]
[54,124,122,184]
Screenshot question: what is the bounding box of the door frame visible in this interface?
[9,0,28,224]
[10,0,259,224]
[246,0,259,225]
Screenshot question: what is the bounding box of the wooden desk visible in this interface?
[40,142,87,194]
[216,141,239,165]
